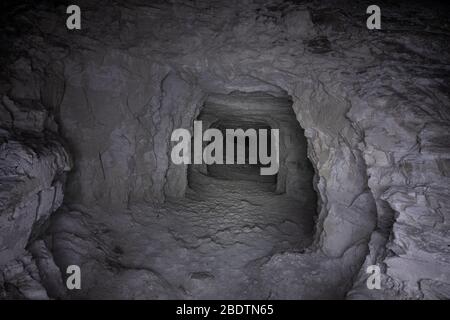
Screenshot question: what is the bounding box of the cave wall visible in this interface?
[0,56,71,298]
[59,54,204,207]
[0,0,449,299]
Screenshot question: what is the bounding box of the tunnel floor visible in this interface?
[50,171,318,299]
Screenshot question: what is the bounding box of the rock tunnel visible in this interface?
[0,0,449,300]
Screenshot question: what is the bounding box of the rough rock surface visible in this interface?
[0,0,449,299]
[0,86,71,299]
[50,171,316,299]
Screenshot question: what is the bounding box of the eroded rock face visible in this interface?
[0,0,449,299]
[0,85,71,298]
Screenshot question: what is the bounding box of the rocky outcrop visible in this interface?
[0,49,71,297]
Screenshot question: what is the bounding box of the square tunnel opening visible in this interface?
[206,119,277,184]
[188,91,316,203]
